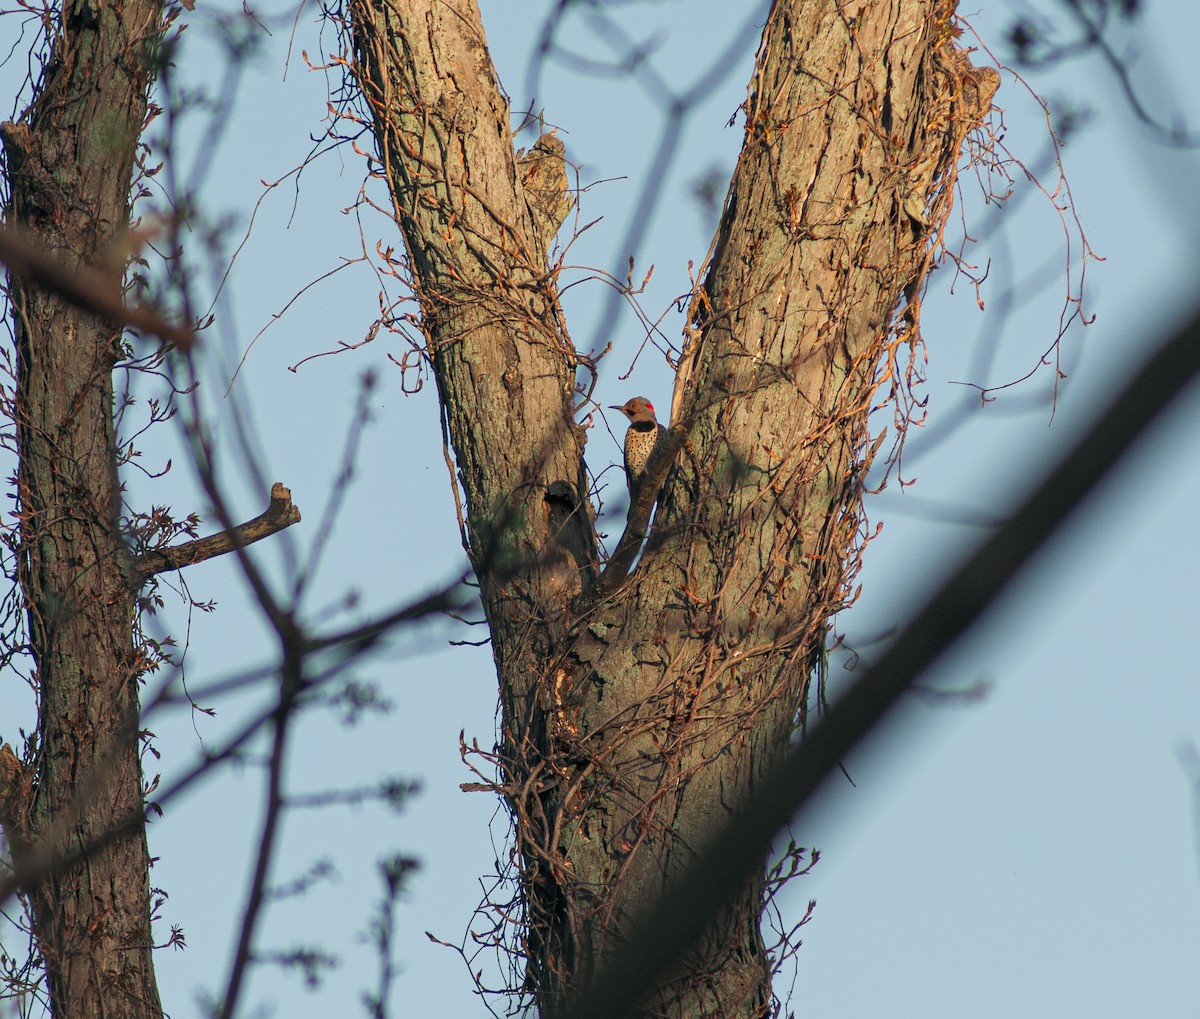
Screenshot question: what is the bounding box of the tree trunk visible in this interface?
[1,0,167,1014]
[347,0,995,1015]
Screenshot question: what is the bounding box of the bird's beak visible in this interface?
[607,405,623,411]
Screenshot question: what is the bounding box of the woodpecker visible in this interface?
[609,396,666,497]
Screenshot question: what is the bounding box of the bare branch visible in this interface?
[130,482,302,585]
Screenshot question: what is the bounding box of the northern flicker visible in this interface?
[610,396,666,497]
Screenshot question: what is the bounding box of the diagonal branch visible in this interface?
[556,305,1200,1019]
[130,482,301,586]
[0,214,194,349]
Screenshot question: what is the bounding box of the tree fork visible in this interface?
[346,0,997,1015]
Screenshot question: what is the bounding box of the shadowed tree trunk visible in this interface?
[347,0,996,1014]
[0,0,168,1014]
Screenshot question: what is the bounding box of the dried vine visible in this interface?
[334,1,1008,1016]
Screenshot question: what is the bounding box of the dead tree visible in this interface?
[346,0,997,1015]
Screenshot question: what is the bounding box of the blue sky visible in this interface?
[4,1,1200,1016]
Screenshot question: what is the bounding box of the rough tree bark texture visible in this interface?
[349,0,995,1015]
[0,0,167,1015]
